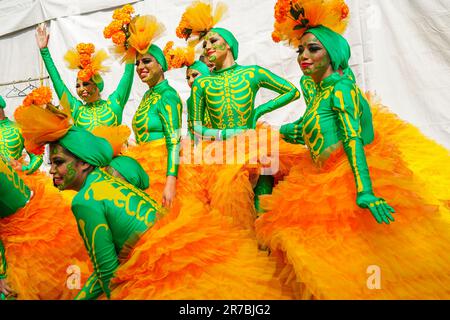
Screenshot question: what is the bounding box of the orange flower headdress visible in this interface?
[15,88,73,155]
[64,43,110,88]
[104,4,165,63]
[163,41,196,70]
[175,1,228,44]
[272,0,350,48]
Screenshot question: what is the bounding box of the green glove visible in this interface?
[357,192,395,224]
[280,118,304,144]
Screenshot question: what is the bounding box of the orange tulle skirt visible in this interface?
[106,139,295,299]
[109,195,293,299]
[256,105,450,299]
[183,125,303,232]
[0,171,91,300]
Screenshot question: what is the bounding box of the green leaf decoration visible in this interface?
[290,7,300,20]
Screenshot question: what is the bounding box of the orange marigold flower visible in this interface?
[274,0,290,23]
[77,43,95,55]
[112,31,126,45]
[163,41,174,55]
[119,15,132,25]
[23,86,52,106]
[272,31,281,43]
[78,67,93,82]
[22,95,33,107]
[103,26,113,39]
[79,53,91,68]
[32,87,52,105]
[121,4,134,15]
[341,3,349,20]
[109,20,123,33]
[112,8,122,20]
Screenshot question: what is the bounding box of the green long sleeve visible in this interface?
[191,64,299,139]
[107,63,135,120]
[332,79,373,195]
[40,47,82,114]
[71,169,158,300]
[41,48,130,131]
[158,94,182,177]
[0,157,30,217]
[0,241,6,279]
[251,66,300,125]
[22,152,43,174]
[0,158,31,280]
[132,80,183,177]
[72,201,119,300]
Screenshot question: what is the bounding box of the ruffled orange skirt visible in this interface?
[109,195,293,300]
[255,105,450,299]
[0,172,91,300]
[187,125,304,232]
[105,140,294,299]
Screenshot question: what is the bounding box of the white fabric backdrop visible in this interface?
[1,0,449,148]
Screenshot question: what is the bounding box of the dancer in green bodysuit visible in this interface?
[0,96,42,174]
[36,24,134,131]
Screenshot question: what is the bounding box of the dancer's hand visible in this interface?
[36,23,49,49]
[357,193,395,224]
[280,118,304,144]
[0,279,15,299]
[9,159,21,171]
[162,176,177,208]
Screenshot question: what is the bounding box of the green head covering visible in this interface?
[109,156,149,190]
[147,44,168,72]
[305,26,351,72]
[59,126,113,167]
[77,75,104,92]
[93,75,104,92]
[210,27,239,60]
[0,95,5,109]
[188,60,210,76]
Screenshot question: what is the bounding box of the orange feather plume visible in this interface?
[272,0,350,48]
[15,92,73,155]
[176,1,228,44]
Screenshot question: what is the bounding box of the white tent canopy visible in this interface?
[1,0,449,148]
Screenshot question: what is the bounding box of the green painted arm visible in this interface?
[40,47,81,114]
[333,80,395,224]
[158,94,182,177]
[72,202,119,300]
[251,66,301,127]
[280,117,304,144]
[74,273,104,300]
[22,152,43,174]
[108,63,135,115]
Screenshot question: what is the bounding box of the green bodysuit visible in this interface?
[0,157,31,279]
[300,72,374,195]
[132,80,182,177]
[0,118,43,174]
[72,168,160,300]
[191,64,300,137]
[187,95,211,140]
[191,63,299,212]
[40,47,134,131]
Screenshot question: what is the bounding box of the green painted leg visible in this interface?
[254,175,274,214]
